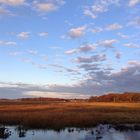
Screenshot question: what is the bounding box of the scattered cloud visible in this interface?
[1,62,140,98]
[129,0,140,7]
[50,64,80,75]
[106,23,122,31]
[128,17,140,27]
[9,51,23,56]
[98,39,118,48]
[39,32,48,37]
[75,54,107,63]
[34,0,65,13]
[65,49,78,55]
[27,50,38,55]
[65,43,96,55]
[117,33,129,39]
[35,2,57,12]
[84,0,120,19]
[78,63,100,71]
[115,51,122,59]
[68,26,86,39]
[17,32,30,39]
[124,43,140,48]
[79,43,96,53]
[91,27,103,33]
[0,40,16,46]
[0,7,14,16]
[0,0,25,6]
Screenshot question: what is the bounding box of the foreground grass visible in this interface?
[0,101,140,129]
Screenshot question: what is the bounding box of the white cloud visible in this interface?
[91,27,103,33]
[84,9,97,19]
[0,7,14,16]
[98,39,118,48]
[28,50,38,55]
[39,32,48,37]
[117,33,129,39]
[24,91,88,99]
[34,0,65,13]
[68,26,86,39]
[65,49,78,55]
[9,51,23,56]
[0,0,25,6]
[84,0,120,19]
[129,0,140,7]
[79,43,96,53]
[0,40,16,46]
[106,23,122,31]
[35,2,57,12]
[17,32,30,39]
[128,17,140,27]
[65,43,96,55]
[124,43,140,48]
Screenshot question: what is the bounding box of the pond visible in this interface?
[0,124,140,140]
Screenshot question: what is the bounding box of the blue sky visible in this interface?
[0,0,140,98]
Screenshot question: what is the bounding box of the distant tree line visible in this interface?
[89,92,140,102]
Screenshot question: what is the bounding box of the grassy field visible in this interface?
[0,101,140,129]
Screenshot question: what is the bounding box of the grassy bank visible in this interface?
[0,101,140,129]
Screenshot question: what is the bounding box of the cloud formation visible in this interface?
[65,43,96,55]
[17,32,30,39]
[0,40,16,46]
[129,0,140,7]
[68,26,86,39]
[75,54,107,63]
[39,32,48,37]
[0,61,140,98]
[0,0,25,6]
[98,39,118,48]
[84,0,120,19]
[34,0,65,13]
[106,23,122,31]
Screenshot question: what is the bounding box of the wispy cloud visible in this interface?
[124,43,140,48]
[39,32,48,37]
[75,54,107,63]
[0,40,16,46]
[84,0,120,19]
[106,23,122,31]
[129,0,140,7]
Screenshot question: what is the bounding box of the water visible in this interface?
[0,124,140,140]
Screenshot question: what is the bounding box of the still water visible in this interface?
[0,124,140,140]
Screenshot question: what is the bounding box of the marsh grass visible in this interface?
[0,102,140,129]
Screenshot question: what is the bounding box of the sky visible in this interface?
[0,0,140,99]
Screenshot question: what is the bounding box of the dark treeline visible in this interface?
[89,92,140,102]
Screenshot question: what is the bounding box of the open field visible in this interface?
[0,101,140,129]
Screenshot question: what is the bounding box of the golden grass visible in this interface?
[0,101,140,129]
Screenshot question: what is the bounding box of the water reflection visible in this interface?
[0,126,11,139]
[0,124,140,140]
[15,126,27,138]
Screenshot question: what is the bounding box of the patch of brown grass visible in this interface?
[0,102,140,129]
